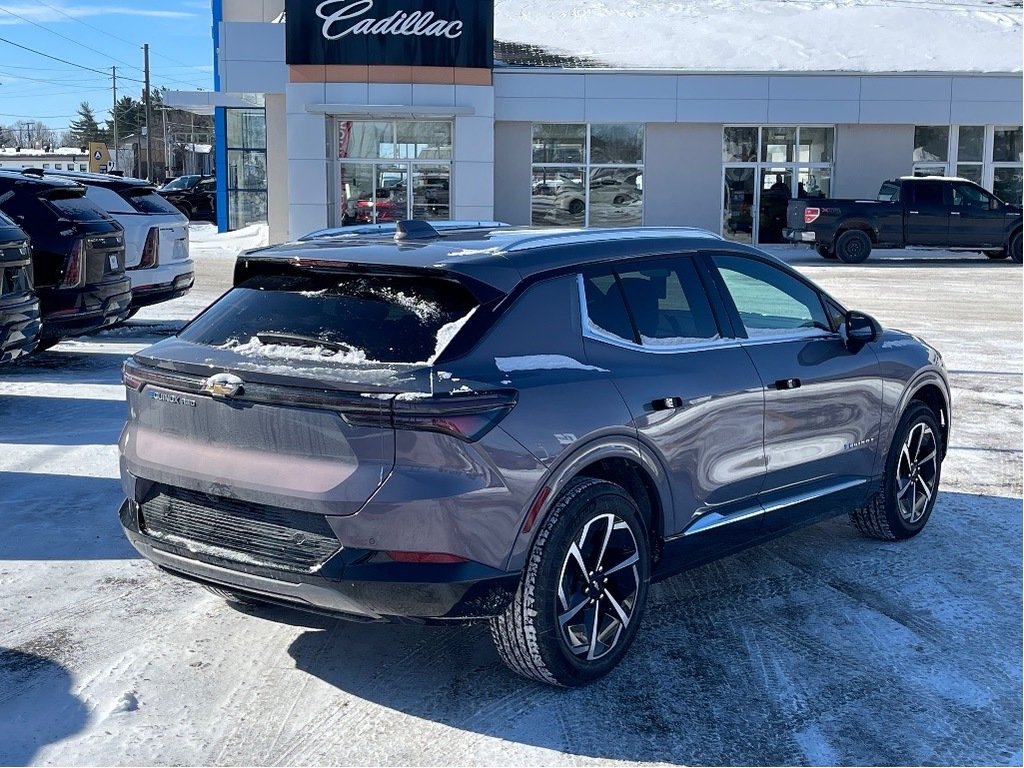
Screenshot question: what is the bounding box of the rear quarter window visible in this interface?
[179,272,478,365]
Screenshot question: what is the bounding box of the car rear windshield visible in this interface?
[121,188,182,215]
[42,190,109,222]
[178,272,478,364]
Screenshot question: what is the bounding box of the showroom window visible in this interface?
[225,108,268,230]
[913,125,1023,204]
[722,126,834,245]
[531,123,644,228]
[333,120,452,226]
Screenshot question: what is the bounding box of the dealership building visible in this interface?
[171,0,1023,245]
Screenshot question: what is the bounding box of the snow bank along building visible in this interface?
[170,0,1024,245]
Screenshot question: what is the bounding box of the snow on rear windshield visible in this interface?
[179,273,478,364]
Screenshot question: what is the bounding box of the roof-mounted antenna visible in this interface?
[395,220,441,241]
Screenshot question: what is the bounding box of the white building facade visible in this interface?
[199,0,1023,245]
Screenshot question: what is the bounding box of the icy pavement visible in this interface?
[0,235,1020,765]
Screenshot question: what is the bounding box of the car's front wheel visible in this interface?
[850,402,943,540]
[491,478,651,687]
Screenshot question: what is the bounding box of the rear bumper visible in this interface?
[118,498,518,623]
[130,271,195,308]
[783,228,817,243]
[0,295,41,362]
[38,277,133,340]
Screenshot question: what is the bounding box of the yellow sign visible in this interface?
[88,142,110,173]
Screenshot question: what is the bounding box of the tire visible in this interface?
[490,478,651,687]
[202,584,264,606]
[567,198,585,216]
[34,338,60,353]
[984,250,1009,260]
[1009,230,1022,264]
[815,243,837,260]
[613,194,628,205]
[175,204,193,219]
[835,230,872,264]
[850,402,943,541]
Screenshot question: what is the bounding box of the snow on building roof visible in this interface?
[0,147,86,157]
[493,0,1023,73]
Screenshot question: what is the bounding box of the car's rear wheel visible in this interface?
[850,402,942,541]
[815,243,837,260]
[490,478,651,687]
[835,230,872,264]
[175,203,193,219]
[567,199,585,216]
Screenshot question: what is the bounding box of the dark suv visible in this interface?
[157,175,216,221]
[0,170,131,347]
[118,222,950,686]
[0,210,39,362]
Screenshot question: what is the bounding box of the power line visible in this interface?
[0,34,144,81]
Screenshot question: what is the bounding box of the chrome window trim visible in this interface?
[576,274,741,355]
[735,330,840,347]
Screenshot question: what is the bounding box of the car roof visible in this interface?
[0,168,85,190]
[239,224,753,293]
[45,170,155,191]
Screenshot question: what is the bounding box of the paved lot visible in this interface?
[0,238,1020,766]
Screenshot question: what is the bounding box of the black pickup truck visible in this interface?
[784,176,1022,264]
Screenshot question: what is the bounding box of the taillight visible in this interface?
[59,239,85,288]
[804,207,821,224]
[122,360,146,391]
[138,227,159,269]
[391,390,517,442]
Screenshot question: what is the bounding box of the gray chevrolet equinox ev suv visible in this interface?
[118,221,950,686]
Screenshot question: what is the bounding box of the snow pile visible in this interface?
[189,223,269,261]
[494,0,1022,72]
[219,336,369,364]
[495,354,608,372]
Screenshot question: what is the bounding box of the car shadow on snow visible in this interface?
[3,349,133,385]
[0,472,137,560]
[0,395,125,446]
[0,648,89,765]
[284,491,1022,766]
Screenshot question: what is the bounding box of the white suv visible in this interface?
[47,171,194,315]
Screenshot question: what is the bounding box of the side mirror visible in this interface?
[843,310,880,350]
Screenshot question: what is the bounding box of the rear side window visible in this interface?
[909,182,946,207]
[179,272,478,364]
[583,257,720,347]
[877,182,901,202]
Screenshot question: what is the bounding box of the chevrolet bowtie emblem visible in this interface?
[200,372,245,398]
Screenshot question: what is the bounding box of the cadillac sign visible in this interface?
[285,0,494,69]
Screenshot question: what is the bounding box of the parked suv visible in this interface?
[118,222,950,686]
[0,169,131,346]
[47,171,194,313]
[0,209,40,362]
[157,175,216,221]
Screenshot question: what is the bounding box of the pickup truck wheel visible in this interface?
[835,230,872,264]
[815,244,837,260]
[1010,231,1023,264]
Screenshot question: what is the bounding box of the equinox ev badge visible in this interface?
[200,373,245,398]
[149,391,197,408]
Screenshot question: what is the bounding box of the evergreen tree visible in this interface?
[68,102,108,146]
[107,96,143,143]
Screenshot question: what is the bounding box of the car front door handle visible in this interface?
[775,378,801,390]
[651,397,684,411]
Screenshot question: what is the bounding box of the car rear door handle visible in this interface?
[908,210,920,214]
[651,397,684,411]
[775,378,801,390]
[951,211,961,215]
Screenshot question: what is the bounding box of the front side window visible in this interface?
[712,254,830,337]
[582,257,719,348]
[952,183,991,210]
[532,124,644,228]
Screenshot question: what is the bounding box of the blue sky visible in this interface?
[0,0,214,136]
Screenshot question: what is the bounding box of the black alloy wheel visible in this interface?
[1010,231,1022,264]
[835,230,872,264]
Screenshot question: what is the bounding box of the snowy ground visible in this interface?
[0,227,1021,766]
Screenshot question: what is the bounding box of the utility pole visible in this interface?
[143,43,153,181]
[161,106,169,178]
[111,66,119,171]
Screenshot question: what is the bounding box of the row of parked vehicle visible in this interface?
[0,168,196,362]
